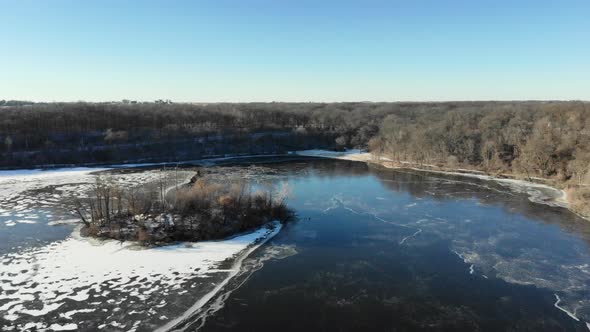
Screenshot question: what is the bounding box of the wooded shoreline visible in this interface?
[3,100,588,219]
[339,152,590,221]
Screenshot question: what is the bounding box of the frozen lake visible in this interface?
[1,158,590,331]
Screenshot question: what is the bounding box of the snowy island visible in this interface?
[75,169,294,245]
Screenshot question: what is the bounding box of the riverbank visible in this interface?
[295,149,589,221]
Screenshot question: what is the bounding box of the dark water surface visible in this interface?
[1,158,590,331]
[193,159,590,332]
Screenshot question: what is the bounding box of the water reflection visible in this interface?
[195,159,590,332]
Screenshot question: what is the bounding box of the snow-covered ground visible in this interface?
[294,149,372,162]
[0,165,193,229]
[0,163,284,331]
[0,222,282,331]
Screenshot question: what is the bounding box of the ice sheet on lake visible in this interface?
[0,222,282,331]
[0,166,193,228]
[329,191,590,324]
[422,212,590,323]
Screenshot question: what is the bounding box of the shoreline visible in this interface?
[295,149,589,221]
[155,221,282,332]
[2,150,587,221]
[0,220,282,329]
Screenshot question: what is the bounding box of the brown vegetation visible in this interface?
[369,102,590,218]
[3,100,588,218]
[567,187,590,219]
[75,175,294,245]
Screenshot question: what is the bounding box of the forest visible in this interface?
[368,101,590,217]
[0,101,384,166]
[1,100,589,216]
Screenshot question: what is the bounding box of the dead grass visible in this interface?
[567,186,590,220]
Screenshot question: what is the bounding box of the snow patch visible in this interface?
[49,323,78,331]
[295,149,371,162]
[47,219,80,226]
[155,222,283,332]
[0,222,282,325]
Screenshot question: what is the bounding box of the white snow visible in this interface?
[295,149,372,161]
[155,222,283,332]
[47,219,81,226]
[59,308,96,320]
[49,323,78,331]
[554,294,580,321]
[0,222,282,324]
[15,220,37,224]
[414,168,568,208]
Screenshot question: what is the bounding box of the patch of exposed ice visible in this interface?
[449,233,590,323]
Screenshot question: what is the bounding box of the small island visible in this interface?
[74,169,294,245]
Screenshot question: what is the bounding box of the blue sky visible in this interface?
[1,0,589,102]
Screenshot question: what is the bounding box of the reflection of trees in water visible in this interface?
[253,158,372,179]
[209,157,590,243]
[367,165,590,244]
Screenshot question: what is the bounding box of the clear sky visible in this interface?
[1,0,589,102]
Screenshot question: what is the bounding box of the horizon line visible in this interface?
[2,99,589,104]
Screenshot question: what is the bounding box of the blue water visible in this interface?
[2,159,590,331]
[194,159,590,332]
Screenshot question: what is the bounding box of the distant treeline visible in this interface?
[0,101,387,167]
[369,101,589,182]
[1,101,589,184]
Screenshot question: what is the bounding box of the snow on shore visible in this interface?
[0,222,282,330]
[407,167,568,208]
[295,149,372,162]
[295,149,568,209]
[155,222,283,332]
